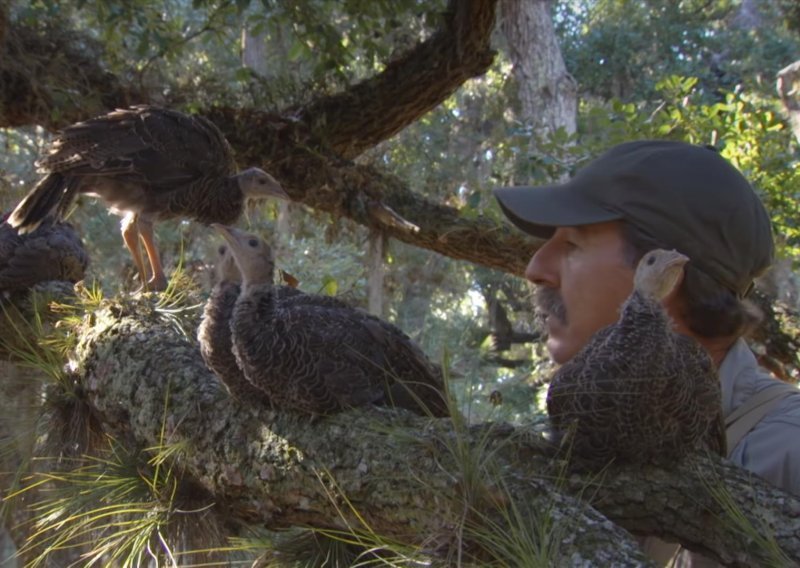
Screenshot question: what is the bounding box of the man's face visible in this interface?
[526,221,635,364]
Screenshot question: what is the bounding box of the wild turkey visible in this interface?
[198,241,271,404]
[0,212,89,292]
[8,105,288,291]
[546,249,726,465]
[214,224,450,417]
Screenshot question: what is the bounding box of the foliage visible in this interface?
[485,74,800,257]
[558,0,800,103]
[9,436,236,567]
[11,0,446,110]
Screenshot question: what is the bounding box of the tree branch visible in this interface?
[70,297,800,566]
[203,107,538,276]
[300,0,498,160]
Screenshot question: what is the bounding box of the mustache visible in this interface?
[534,286,567,326]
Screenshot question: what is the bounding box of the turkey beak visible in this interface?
[264,179,289,201]
[665,251,690,270]
[212,224,243,255]
[659,251,690,300]
[255,173,289,201]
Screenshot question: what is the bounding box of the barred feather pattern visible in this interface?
[9,106,246,231]
[0,216,89,291]
[546,291,726,465]
[198,280,271,404]
[229,285,450,417]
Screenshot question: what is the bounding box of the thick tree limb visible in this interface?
[502,431,800,566]
[73,299,647,565]
[69,298,800,566]
[201,105,538,275]
[300,0,497,160]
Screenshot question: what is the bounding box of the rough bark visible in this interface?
[59,297,800,566]
[300,0,497,160]
[202,107,539,276]
[499,0,577,138]
[0,19,143,129]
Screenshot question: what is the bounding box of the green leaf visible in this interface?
[322,275,338,297]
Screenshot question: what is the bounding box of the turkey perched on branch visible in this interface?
[0,212,89,292]
[198,240,304,403]
[8,105,288,291]
[198,241,271,404]
[546,249,726,466]
[212,225,450,417]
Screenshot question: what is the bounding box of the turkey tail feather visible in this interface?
[8,174,73,233]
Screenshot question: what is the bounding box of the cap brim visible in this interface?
[493,184,622,238]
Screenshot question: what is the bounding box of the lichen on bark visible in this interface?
[54,294,799,566]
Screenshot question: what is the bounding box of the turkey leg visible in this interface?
[121,213,151,291]
[137,217,167,291]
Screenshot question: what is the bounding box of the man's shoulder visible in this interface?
[721,339,798,415]
[744,367,800,427]
[730,380,800,497]
[760,384,800,425]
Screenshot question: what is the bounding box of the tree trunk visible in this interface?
[499,0,577,139]
[241,26,269,78]
[39,295,797,566]
[366,230,385,316]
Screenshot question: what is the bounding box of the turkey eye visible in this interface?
[647,256,656,265]
[218,245,226,255]
[248,239,259,247]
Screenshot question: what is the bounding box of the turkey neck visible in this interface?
[614,290,675,356]
[240,274,276,301]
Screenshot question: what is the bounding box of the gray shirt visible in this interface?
[721,338,800,495]
[644,338,800,565]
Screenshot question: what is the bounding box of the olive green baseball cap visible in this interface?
[493,140,774,298]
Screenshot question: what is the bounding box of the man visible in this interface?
[493,140,800,565]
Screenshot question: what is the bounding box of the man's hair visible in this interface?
[621,222,762,339]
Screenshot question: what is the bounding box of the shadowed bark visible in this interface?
[0,19,143,129]
[60,296,800,566]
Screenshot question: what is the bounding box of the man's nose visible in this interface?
[525,240,557,286]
